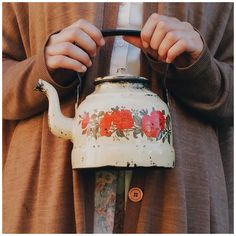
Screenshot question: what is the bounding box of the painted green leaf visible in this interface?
[98,111,104,117]
[134,128,141,135]
[162,136,166,143]
[133,128,141,138]
[168,134,171,144]
[116,129,125,137]
[111,106,119,111]
[139,109,148,116]
[166,115,170,128]
[140,130,144,137]
[133,115,142,126]
[156,130,164,141]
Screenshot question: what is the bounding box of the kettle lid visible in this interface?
[94,68,149,85]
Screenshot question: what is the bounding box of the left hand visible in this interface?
[124,13,203,65]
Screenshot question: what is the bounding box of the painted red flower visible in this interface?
[151,111,166,130]
[111,109,134,130]
[81,112,89,129]
[99,112,113,137]
[141,110,166,138]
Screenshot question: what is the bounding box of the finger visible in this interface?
[68,19,105,46]
[150,20,185,51]
[51,27,98,57]
[123,36,143,49]
[46,55,88,72]
[141,13,172,48]
[166,39,188,63]
[46,42,92,68]
[141,13,161,48]
[157,31,181,60]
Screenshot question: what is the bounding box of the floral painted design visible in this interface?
[100,113,113,137]
[112,109,134,130]
[81,112,89,129]
[141,110,166,138]
[78,106,172,144]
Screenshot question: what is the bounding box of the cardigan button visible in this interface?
[128,187,143,202]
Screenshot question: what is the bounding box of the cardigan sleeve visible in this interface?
[2,3,78,121]
[146,8,233,127]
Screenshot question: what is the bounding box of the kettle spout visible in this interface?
[35,79,73,140]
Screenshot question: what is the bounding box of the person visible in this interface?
[3,2,233,233]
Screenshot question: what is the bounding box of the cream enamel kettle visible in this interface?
[35,29,175,169]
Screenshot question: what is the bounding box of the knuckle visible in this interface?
[158,21,168,31]
[62,43,72,54]
[193,31,201,39]
[150,13,159,21]
[171,16,179,22]
[48,34,56,44]
[183,21,193,29]
[55,55,64,65]
[166,32,175,42]
[70,28,79,39]
[77,18,86,27]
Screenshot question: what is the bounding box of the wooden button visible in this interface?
[128,187,143,202]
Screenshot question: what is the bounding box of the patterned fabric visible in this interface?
[93,170,125,233]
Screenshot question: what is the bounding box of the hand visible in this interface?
[124,13,203,65]
[45,19,105,73]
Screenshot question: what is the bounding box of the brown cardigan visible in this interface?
[2,2,233,233]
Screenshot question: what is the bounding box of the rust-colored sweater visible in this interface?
[3,2,233,233]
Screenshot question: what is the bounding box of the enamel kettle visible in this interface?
[35,30,175,169]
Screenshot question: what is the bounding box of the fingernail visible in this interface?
[88,60,92,67]
[143,41,149,48]
[81,65,87,72]
[100,38,105,46]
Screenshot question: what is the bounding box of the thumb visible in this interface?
[123,36,143,49]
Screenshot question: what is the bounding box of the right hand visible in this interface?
[45,19,105,73]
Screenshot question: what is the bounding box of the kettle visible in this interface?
[35,30,175,169]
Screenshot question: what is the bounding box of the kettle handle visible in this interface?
[101,29,141,37]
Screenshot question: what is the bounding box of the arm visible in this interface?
[166,38,233,126]
[3,48,79,121]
